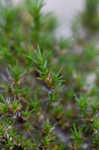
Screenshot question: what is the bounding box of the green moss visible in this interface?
[0,0,98,149]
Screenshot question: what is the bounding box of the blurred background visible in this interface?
[14,0,84,37]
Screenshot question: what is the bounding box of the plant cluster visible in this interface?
[0,0,99,150]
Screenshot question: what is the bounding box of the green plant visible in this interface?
[72,125,84,149]
[75,94,89,117]
[0,0,98,149]
[82,0,99,33]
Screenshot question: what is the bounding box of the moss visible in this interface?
[0,0,98,149]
